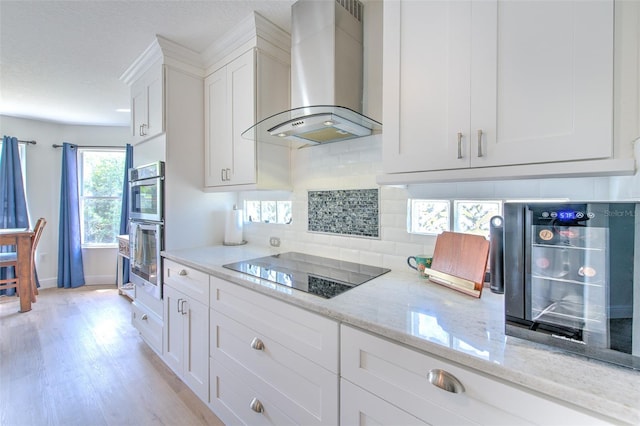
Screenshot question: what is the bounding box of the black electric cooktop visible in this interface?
[223,252,390,299]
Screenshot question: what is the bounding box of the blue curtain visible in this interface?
[57,142,85,288]
[118,144,133,284]
[0,136,29,296]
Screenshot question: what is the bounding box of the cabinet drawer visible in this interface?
[210,276,339,372]
[131,300,163,355]
[211,310,338,425]
[164,259,209,302]
[134,283,163,317]
[210,358,298,426]
[341,379,427,426]
[341,325,608,425]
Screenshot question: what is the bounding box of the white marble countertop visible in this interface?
[162,245,640,424]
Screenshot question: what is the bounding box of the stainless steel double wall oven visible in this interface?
[129,161,164,299]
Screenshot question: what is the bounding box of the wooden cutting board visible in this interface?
[428,231,490,298]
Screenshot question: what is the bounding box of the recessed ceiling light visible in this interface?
[116,108,130,113]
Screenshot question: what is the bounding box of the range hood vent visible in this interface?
[243,0,382,148]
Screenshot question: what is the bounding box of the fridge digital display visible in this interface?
[557,210,577,221]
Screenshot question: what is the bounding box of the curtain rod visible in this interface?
[52,144,125,149]
[2,138,37,145]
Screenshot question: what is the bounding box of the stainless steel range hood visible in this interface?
[242,0,382,148]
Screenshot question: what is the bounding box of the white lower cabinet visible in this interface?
[163,260,210,403]
[131,283,164,356]
[209,277,339,425]
[340,325,613,426]
[341,379,428,426]
[153,263,620,425]
[211,358,301,425]
[131,300,163,355]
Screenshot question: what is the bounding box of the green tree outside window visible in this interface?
[80,149,125,246]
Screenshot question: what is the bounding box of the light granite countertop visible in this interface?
[162,245,640,425]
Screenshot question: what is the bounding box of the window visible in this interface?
[408,199,503,238]
[409,200,449,235]
[79,149,125,246]
[453,200,502,236]
[244,200,292,224]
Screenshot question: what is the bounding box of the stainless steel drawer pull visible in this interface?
[457,132,463,159]
[427,369,465,394]
[249,397,264,413]
[477,129,483,157]
[178,269,187,276]
[250,337,265,351]
[141,314,148,321]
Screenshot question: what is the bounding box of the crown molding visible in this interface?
[120,35,205,84]
[121,11,291,84]
[202,11,290,72]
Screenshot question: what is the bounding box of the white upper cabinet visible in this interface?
[380,0,637,184]
[205,49,262,187]
[474,0,613,167]
[203,13,291,191]
[204,60,234,187]
[130,62,164,143]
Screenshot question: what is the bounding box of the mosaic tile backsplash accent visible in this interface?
[308,189,379,238]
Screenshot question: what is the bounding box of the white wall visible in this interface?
[1,114,129,288]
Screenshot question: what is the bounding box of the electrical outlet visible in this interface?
[269,237,281,247]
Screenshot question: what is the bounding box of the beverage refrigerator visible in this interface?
[503,201,639,370]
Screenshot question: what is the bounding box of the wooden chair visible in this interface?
[0,218,47,301]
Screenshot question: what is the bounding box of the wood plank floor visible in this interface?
[0,286,224,426]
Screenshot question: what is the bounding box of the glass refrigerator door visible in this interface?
[529,222,608,345]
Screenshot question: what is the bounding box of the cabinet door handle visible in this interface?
[457,132,463,159]
[477,129,483,157]
[249,397,264,413]
[427,369,465,394]
[177,298,183,314]
[178,269,187,276]
[139,123,148,136]
[226,168,231,181]
[250,337,265,351]
[181,300,188,315]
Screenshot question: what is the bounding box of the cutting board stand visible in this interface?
[426,231,490,298]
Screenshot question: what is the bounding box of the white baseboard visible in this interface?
[37,275,117,289]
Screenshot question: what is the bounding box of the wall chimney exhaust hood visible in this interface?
[242,0,382,148]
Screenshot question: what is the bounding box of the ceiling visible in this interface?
[0,0,295,127]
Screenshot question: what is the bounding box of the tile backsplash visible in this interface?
[308,189,380,238]
[240,134,639,272]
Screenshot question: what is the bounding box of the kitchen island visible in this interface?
[162,244,639,425]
